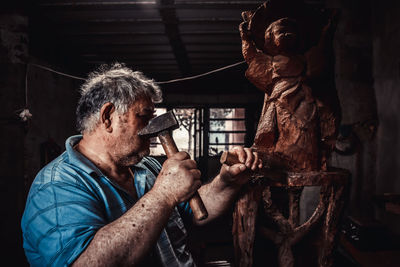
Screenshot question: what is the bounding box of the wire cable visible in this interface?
[29,63,86,81]
[28,60,246,84]
[19,61,247,121]
[156,61,246,84]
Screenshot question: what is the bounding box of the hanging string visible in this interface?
[156,61,246,84]
[29,63,86,81]
[18,64,32,122]
[27,61,246,84]
[16,60,247,122]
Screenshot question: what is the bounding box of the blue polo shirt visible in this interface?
[21,135,194,267]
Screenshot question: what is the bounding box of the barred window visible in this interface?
[150,107,247,158]
[208,108,246,156]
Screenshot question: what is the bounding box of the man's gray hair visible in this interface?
[76,63,162,133]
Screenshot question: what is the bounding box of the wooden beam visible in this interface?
[71,42,240,48]
[64,30,238,36]
[77,45,173,53]
[38,1,265,10]
[47,17,241,24]
[158,0,191,75]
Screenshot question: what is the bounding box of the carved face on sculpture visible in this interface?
[263,17,299,56]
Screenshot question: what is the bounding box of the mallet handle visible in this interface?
[158,131,208,221]
[159,131,179,158]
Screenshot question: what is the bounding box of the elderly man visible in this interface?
[21,63,262,266]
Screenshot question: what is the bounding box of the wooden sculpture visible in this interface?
[232,1,348,267]
[239,0,340,172]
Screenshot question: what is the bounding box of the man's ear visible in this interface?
[100,102,115,132]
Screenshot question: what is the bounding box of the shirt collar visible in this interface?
[65,135,105,177]
[65,134,147,177]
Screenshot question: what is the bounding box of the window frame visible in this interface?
[208,108,247,155]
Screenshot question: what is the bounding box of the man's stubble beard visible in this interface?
[119,147,150,166]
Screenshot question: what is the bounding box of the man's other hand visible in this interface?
[219,147,262,187]
[153,152,201,206]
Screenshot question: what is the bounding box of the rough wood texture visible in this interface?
[239,0,341,172]
[232,169,349,267]
[232,184,263,267]
[233,1,347,266]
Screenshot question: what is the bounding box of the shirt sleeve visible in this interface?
[21,167,106,266]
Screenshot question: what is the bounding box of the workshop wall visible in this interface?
[0,11,80,265]
[23,62,81,192]
[299,0,379,226]
[2,0,400,264]
[371,0,400,234]
[0,12,28,265]
[302,0,400,237]
[329,0,378,221]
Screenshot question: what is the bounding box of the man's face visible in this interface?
[110,96,155,166]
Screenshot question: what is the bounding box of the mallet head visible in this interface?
[137,110,179,137]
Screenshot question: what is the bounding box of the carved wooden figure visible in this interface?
[240,0,340,172]
[232,1,348,267]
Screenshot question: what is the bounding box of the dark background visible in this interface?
[1,0,399,266]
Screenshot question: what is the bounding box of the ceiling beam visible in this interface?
[64,30,238,36]
[158,0,191,76]
[39,0,322,8]
[81,53,176,60]
[47,17,241,24]
[77,51,242,58]
[81,55,239,61]
[68,38,240,46]
[71,43,240,48]
[58,34,241,45]
[77,45,173,53]
[38,1,265,10]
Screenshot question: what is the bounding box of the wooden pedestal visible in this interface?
[232,168,349,267]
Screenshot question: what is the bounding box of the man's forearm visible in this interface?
[196,175,241,225]
[72,187,175,266]
[196,147,261,225]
